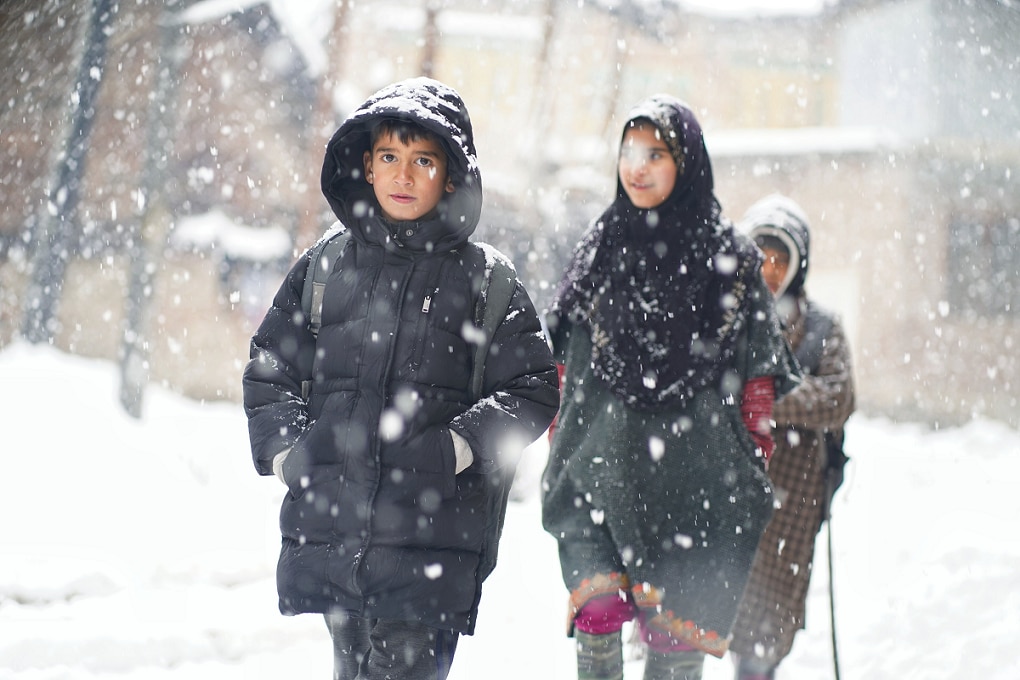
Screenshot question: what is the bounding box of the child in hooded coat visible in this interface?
[728,194,856,680]
[542,95,799,680]
[243,78,559,680]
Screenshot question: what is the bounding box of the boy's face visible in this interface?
[760,245,791,296]
[618,123,678,210]
[363,130,454,222]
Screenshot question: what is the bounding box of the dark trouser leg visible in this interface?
[362,618,459,680]
[324,610,372,680]
[576,630,624,680]
[643,648,705,680]
[636,613,705,680]
[734,654,776,680]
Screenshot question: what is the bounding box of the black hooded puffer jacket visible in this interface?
[243,78,559,633]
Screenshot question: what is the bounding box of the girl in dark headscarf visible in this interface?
[542,95,799,680]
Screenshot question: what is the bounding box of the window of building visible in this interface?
[947,216,1020,319]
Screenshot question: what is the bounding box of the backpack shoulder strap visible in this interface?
[461,242,520,586]
[794,300,836,376]
[465,242,517,402]
[301,223,350,338]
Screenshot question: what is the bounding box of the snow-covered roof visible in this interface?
[175,0,262,24]
[675,0,829,17]
[172,210,291,261]
[706,126,902,157]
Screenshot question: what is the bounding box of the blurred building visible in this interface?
[712,0,1020,426]
[0,0,1017,426]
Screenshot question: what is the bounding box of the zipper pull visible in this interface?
[422,287,438,313]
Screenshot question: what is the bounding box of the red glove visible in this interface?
[547,363,566,442]
[740,376,775,462]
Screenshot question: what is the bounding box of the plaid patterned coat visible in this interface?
[729,295,856,665]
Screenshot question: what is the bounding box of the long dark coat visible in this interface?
[542,278,794,657]
[243,79,559,634]
[541,95,799,658]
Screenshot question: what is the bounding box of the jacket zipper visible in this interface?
[410,286,438,369]
[351,256,416,598]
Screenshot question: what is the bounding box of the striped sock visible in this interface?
[576,631,623,680]
[643,648,705,680]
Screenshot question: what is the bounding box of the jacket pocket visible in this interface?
[281,438,323,500]
[379,426,457,499]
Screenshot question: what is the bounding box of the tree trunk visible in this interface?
[118,14,183,418]
[296,1,351,251]
[517,0,557,176]
[602,20,627,142]
[22,0,115,344]
[421,1,440,78]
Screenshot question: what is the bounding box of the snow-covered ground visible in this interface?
[1,342,1017,679]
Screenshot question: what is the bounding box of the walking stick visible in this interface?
[825,475,842,680]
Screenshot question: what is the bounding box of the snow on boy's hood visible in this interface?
[319,78,483,247]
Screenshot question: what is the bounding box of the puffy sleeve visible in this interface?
[448,278,560,475]
[241,252,316,476]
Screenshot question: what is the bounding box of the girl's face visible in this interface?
[618,123,678,209]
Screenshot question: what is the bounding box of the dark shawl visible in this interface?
[548,95,762,410]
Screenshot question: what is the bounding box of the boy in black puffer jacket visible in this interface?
[243,78,559,680]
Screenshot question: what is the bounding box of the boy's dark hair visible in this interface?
[754,234,790,256]
[370,118,447,158]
